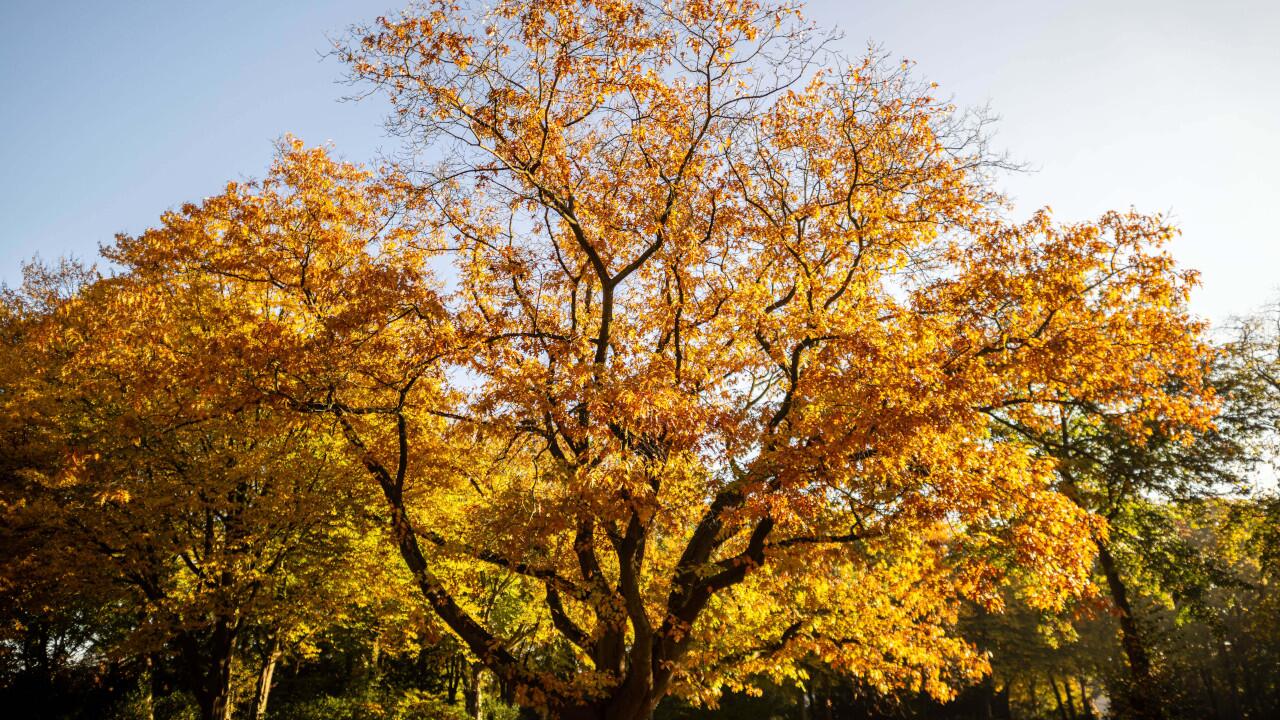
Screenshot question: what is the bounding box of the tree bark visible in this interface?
[1062,675,1078,720]
[1096,540,1165,720]
[251,632,282,720]
[1078,677,1096,720]
[180,619,237,720]
[1050,674,1070,720]
[994,681,1012,720]
[1029,676,1039,720]
[1219,639,1242,720]
[141,654,155,720]
[464,662,483,720]
[1201,667,1221,720]
[550,700,653,720]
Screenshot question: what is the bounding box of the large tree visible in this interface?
[71,1,1215,717]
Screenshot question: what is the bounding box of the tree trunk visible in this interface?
[1201,667,1221,720]
[1219,639,1241,720]
[141,654,155,720]
[182,620,237,720]
[1029,676,1039,720]
[464,662,483,720]
[1050,674,1070,720]
[445,654,460,706]
[194,667,231,720]
[1078,677,1096,720]
[1059,671,1080,717]
[551,699,653,720]
[251,632,282,720]
[1097,540,1165,720]
[978,675,994,720]
[994,681,1012,720]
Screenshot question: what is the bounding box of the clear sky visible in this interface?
[2,0,1277,324]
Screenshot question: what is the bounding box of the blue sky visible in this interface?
[2,0,1277,323]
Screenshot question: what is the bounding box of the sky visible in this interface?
[2,0,1277,324]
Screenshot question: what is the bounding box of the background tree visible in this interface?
[975,294,1280,720]
[0,263,398,720]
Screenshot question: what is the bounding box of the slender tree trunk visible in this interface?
[464,662,483,720]
[1096,540,1165,720]
[251,632,282,720]
[1219,639,1241,720]
[1078,677,1096,720]
[1201,667,1221,720]
[1029,676,1039,720]
[1050,674,1070,720]
[222,649,236,720]
[141,654,155,720]
[1239,645,1265,720]
[1062,675,1078,720]
[446,654,460,706]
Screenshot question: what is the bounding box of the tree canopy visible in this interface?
[0,2,1256,720]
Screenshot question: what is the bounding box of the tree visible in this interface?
[0,261,140,720]
[984,307,1276,720]
[0,263,396,720]
[62,0,1215,717]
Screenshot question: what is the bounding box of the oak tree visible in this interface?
[49,1,1216,717]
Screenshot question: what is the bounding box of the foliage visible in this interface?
[2,2,1272,720]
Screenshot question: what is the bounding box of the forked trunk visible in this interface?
[551,684,664,720]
